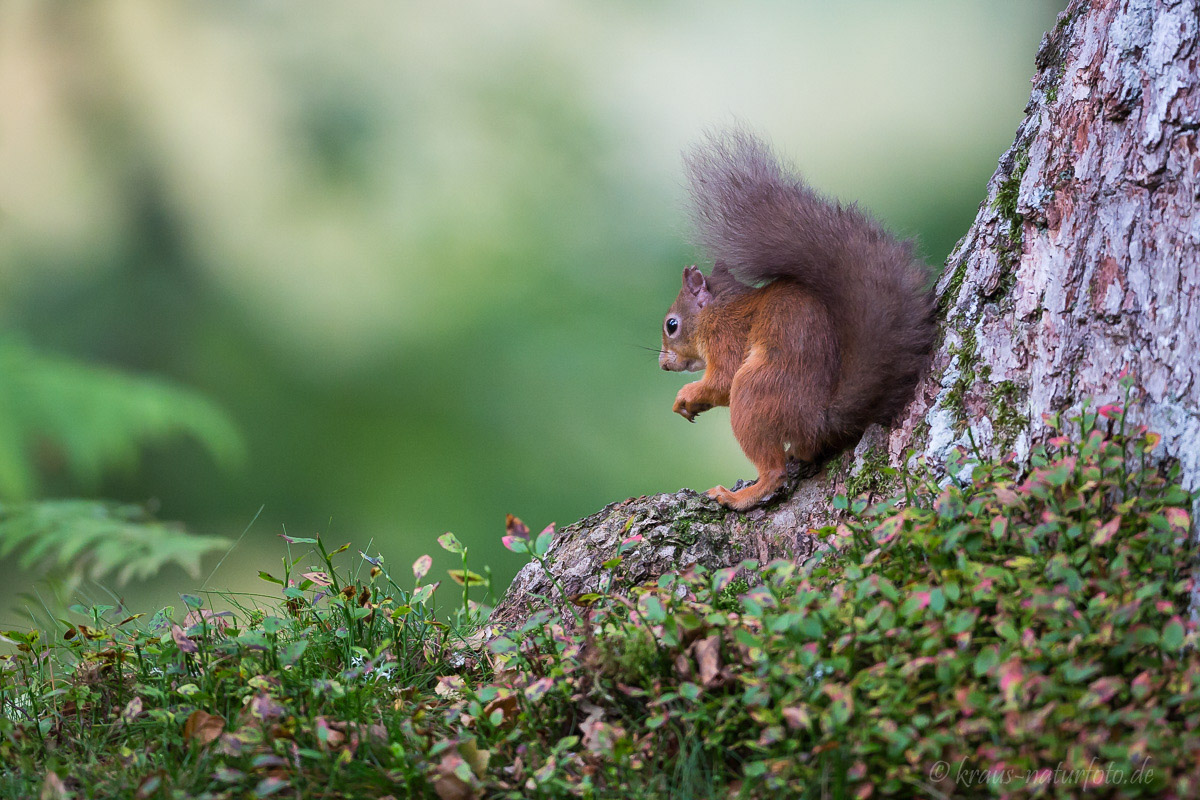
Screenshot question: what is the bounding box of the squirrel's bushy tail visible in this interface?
[685,128,936,445]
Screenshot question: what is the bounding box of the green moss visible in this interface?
[943,327,983,434]
[995,151,1029,237]
[937,258,969,319]
[844,446,891,499]
[671,518,699,545]
[989,380,1026,453]
[715,576,752,611]
[825,453,845,476]
[910,416,931,451]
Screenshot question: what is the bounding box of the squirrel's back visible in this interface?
[685,129,936,449]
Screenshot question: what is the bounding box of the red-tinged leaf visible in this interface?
[993,487,1020,507]
[183,709,225,746]
[1097,403,1124,419]
[171,624,198,654]
[999,659,1024,698]
[501,535,528,554]
[781,706,811,730]
[1092,516,1121,546]
[302,571,333,587]
[433,752,475,800]
[1165,507,1190,532]
[504,514,530,540]
[185,609,233,634]
[1087,676,1122,704]
[872,513,904,544]
[1144,431,1162,451]
[413,555,433,583]
[249,693,285,720]
[524,676,554,701]
[711,567,738,594]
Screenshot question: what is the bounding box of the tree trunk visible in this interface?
[491,0,1200,630]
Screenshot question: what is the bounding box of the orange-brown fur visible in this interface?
[660,130,936,510]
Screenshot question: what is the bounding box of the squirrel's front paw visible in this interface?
[673,384,712,422]
[706,485,737,507]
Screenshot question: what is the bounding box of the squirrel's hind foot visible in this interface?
[706,470,787,511]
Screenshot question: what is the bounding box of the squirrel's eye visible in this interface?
[665,317,679,336]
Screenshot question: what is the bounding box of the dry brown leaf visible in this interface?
[40,772,70,800]
[183,609,232,634]
[458,738,491,779]
[482,693,518,726]
[315,716,345,750]
[674,651,693,681]
[182,709,225,746]
[692,634,722,688]
[433,752,477,800]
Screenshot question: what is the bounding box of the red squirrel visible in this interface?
[659,130,936,510]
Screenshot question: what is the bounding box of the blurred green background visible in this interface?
[0,0,1063,620]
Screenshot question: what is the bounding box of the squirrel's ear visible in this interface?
[682,266,712,308]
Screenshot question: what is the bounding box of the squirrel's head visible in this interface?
[659,265,712,372]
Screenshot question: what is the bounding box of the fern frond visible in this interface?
[0,337,245,499]
[0,500,230,584]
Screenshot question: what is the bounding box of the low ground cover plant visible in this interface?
[2,398,1197,798]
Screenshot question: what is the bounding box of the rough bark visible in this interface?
[491,0,1200,629]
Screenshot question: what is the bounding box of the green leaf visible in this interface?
[437,532,464,555]
[642,596,666,624]
[0,500,229,585]
[1162,619,1185,651]
[279,639,308,667]
[947,609,978,635]
[974,646,999,676]
[533,525,555,557]
[0,337,244,500]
